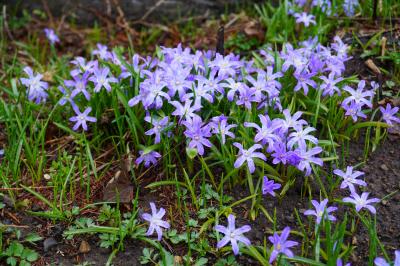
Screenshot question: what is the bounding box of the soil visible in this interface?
[1,131,398,266]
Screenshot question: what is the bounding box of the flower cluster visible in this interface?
[334,165,380,214]
[19,37,400,177]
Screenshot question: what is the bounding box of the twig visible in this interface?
[41,0,54,27]
[139,0,166,22]
[2,5,14,41]
[112,0,136,36]
[1,224,30,228]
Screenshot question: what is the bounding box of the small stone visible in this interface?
[79,240,91,253]
[31,204,42,212]
[380,164,389,171]
[382,200,388,206]
[1,195,14,207]
[352,236,357,245]
[43,237,58,252]
[44,174,51,180]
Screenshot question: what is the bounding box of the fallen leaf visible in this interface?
[79,240,91,253]
[365,59,381,74]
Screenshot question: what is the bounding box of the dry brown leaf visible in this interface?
[79,240,91,253]
[365,59,381,74]
[102,158,134,203]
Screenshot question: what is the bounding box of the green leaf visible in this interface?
[24,233,43,244]
[22,249,38,262]
[6,257,17,266]
[9,242,24,257]
[194,258,208,266]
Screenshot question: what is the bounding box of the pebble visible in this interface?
[1,195,14,207]
[43,237,58,252]
[380,164,389,171]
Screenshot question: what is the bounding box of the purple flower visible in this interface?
[142,202,170,241]
[326,57,346,76]
[246,68,282,99]
[262,176,281,197]
[297,146,323,176]
[320,72,343,96]
[136,150,161,168]
[294,71,317,95]
[342,80,374,108]
[196,69,224,95]
[161,61,192,100]
[89,67,117,93]
[333,166,367,193]
[44,28,59,44]
[280,44,307,73]
[312,0,333,13]
[371,81,379,91]
[337,258,351,266]
[144,116,172,144]
[271,141,301,166]
[295,0,308,7]
[288,125,318,150]
[183,116,212,156]
[69,106,97,131]
[92,43,110,60]
[294,12,316,27]
[161,43,193,66]
[300,36,319,50]
[120,54,143,79]
[343,0,359,16]
[209,53,241,78]
[214,214,251,255]
[58,86,76,107]
[304,199,337,224]
[129,70,170,109]
[264,66,283,92]
[210,116,237,144]
[380,104,400,126]
[183,81,214,106]
[342,101,366,122]
[280,109,307,133]
[244,115,281,152]
[233,143,266,173]
[309,54,326,73]
[170,100,201,120]
[70,57,98,76]
[223,78,246,101]
[343,192,380,214]
[64,72,91,100]
[268,227,298,263]
[332,36,350,60]
[20,66,49,104]
[236,86,260,110]
[374,250,400,266]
